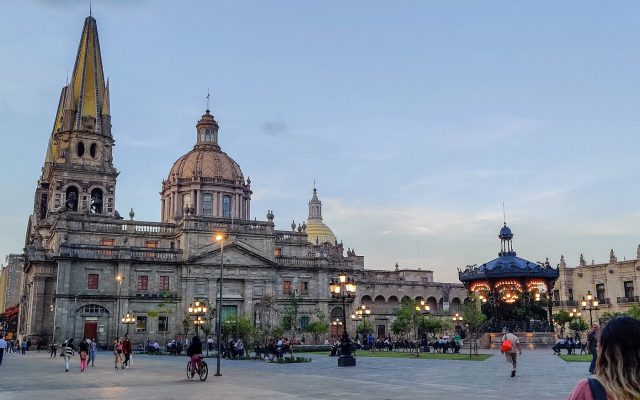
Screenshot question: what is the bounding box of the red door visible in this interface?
[83,322,97,340]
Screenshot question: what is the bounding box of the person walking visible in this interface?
[122,334,132,368]
[21,337,27,355]
[89,338,97,367]
[587,325,599,374]
[50,341,58,358]
[78,338,89,372]
[114,338,123,370]
[63,338,74,372]
[501,328,522,377]
[0,335,7,366]
[567,316,640,400]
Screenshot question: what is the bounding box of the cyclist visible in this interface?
[187,335,203,377]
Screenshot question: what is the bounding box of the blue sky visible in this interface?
[1,1,640,281]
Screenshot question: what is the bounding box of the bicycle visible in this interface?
[186,357,208,381]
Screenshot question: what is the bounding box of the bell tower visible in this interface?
[32,15,118,233]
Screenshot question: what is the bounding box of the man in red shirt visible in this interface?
[122,334,132,369]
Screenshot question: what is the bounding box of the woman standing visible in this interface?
[63,338,74,372]
[78,338,89,372]
[567,316,640,400]
[89,337,97,367]
[113,338,123,371]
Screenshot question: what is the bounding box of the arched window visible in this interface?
[65,186,79,211]
[90,188,103,214]
[81,304,109,314]
[77,141,85,157]
[223,195,232,218]
[89,143,97,158]
[205,129,211,142]
[202,194,213,215]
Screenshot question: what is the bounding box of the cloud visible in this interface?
[260,120,288,136]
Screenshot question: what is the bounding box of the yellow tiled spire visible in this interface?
[44,86,69,163]
[69,15,109,132]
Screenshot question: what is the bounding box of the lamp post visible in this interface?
[329,272,357,367]
[121,312,135,335]
[413,300,431,357]
[214,233,225,377]
[115,274,124,340]
[350,312,361,340]
[332,318,343,338]
[188,300,208,337]
[581,291,599,327]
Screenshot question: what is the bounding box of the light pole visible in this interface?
[332,319,343,338]
[414,301,431,357]
[581,291,599,327]
[350,312,362,340]
[115,274,124,340]
[214,233,225,377]
[121,312,135,335]
[329,272,357,367]
[188,300,208,337]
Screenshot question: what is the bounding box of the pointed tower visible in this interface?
[305,187,336,245]
[31,15,118,235]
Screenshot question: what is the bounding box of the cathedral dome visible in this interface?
[306,220,336,245]
[168,148,244,183]
[166,110,244,183]
[306,187,336,245]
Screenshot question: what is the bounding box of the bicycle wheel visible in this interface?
[186,361,193,380]
[199,361,208,381]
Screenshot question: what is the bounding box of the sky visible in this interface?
[1,1,640,282]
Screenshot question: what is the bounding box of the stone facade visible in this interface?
[18,15,465,348]
[0,254,24,312]
[553,247,640,324]
[355,266,468,337]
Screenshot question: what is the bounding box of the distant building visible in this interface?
[0,254,24,312]
[553,247,640,323]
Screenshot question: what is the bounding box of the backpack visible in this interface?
[588,378,607,400]
[500,339,513,352]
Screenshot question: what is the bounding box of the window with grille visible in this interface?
[87,274,99,289]
[624,281,634,299]
[299,315,310,331]
[596,284,606,301]
[137,275,149,291]
[568,288,573,301]
[136,316,147,332]
[159,276,170,291]
[223,195,232,218]
[158,316,168,332]
[300,281,309,295]
[83,304,108,314]
[145,241,158,248]
[202,194,213,215]
[100,238,115,246]
[283,280,292,295]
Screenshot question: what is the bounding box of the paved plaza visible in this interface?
[0,349,588,399]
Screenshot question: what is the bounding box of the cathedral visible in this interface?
[18,16,465,347]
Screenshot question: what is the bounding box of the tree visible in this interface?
[257,295,277,343]
[280,293,301,357]
[305,309,329,344]
[222,316,257,346]
[627,304,640,320]
[599,311,626,325]
[569,320,589,335]
[356,320,374,336]
[461,299,487,356]
[182,316,190,339]
[553,310,572,337]
[155,290,178,348]
[390,316,410,338]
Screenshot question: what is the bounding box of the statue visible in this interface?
[90,192,103,214]
[65,191,78,211]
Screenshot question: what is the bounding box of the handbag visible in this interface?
[80,351,87,360]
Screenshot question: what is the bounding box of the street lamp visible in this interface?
[214,233,225,377]
[413,300,431,357]
[581,291,599,327]
[115,274,124,339]
[121,312,135,335]
[329,272,357,367]
[188,300,208,337]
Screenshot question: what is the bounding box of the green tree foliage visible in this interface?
[356,320,374,336]
[553,310,572,337]
[569,320,589,334]
[599,311,627,325]
[280,293,301,356]
[390,315,410,338]
[222,316,257,345]
[627,304,640,320]
[461,299,487,332]
[418,317,451,339]
[305,309,329,344]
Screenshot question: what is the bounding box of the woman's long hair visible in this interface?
[595,316,640,400]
